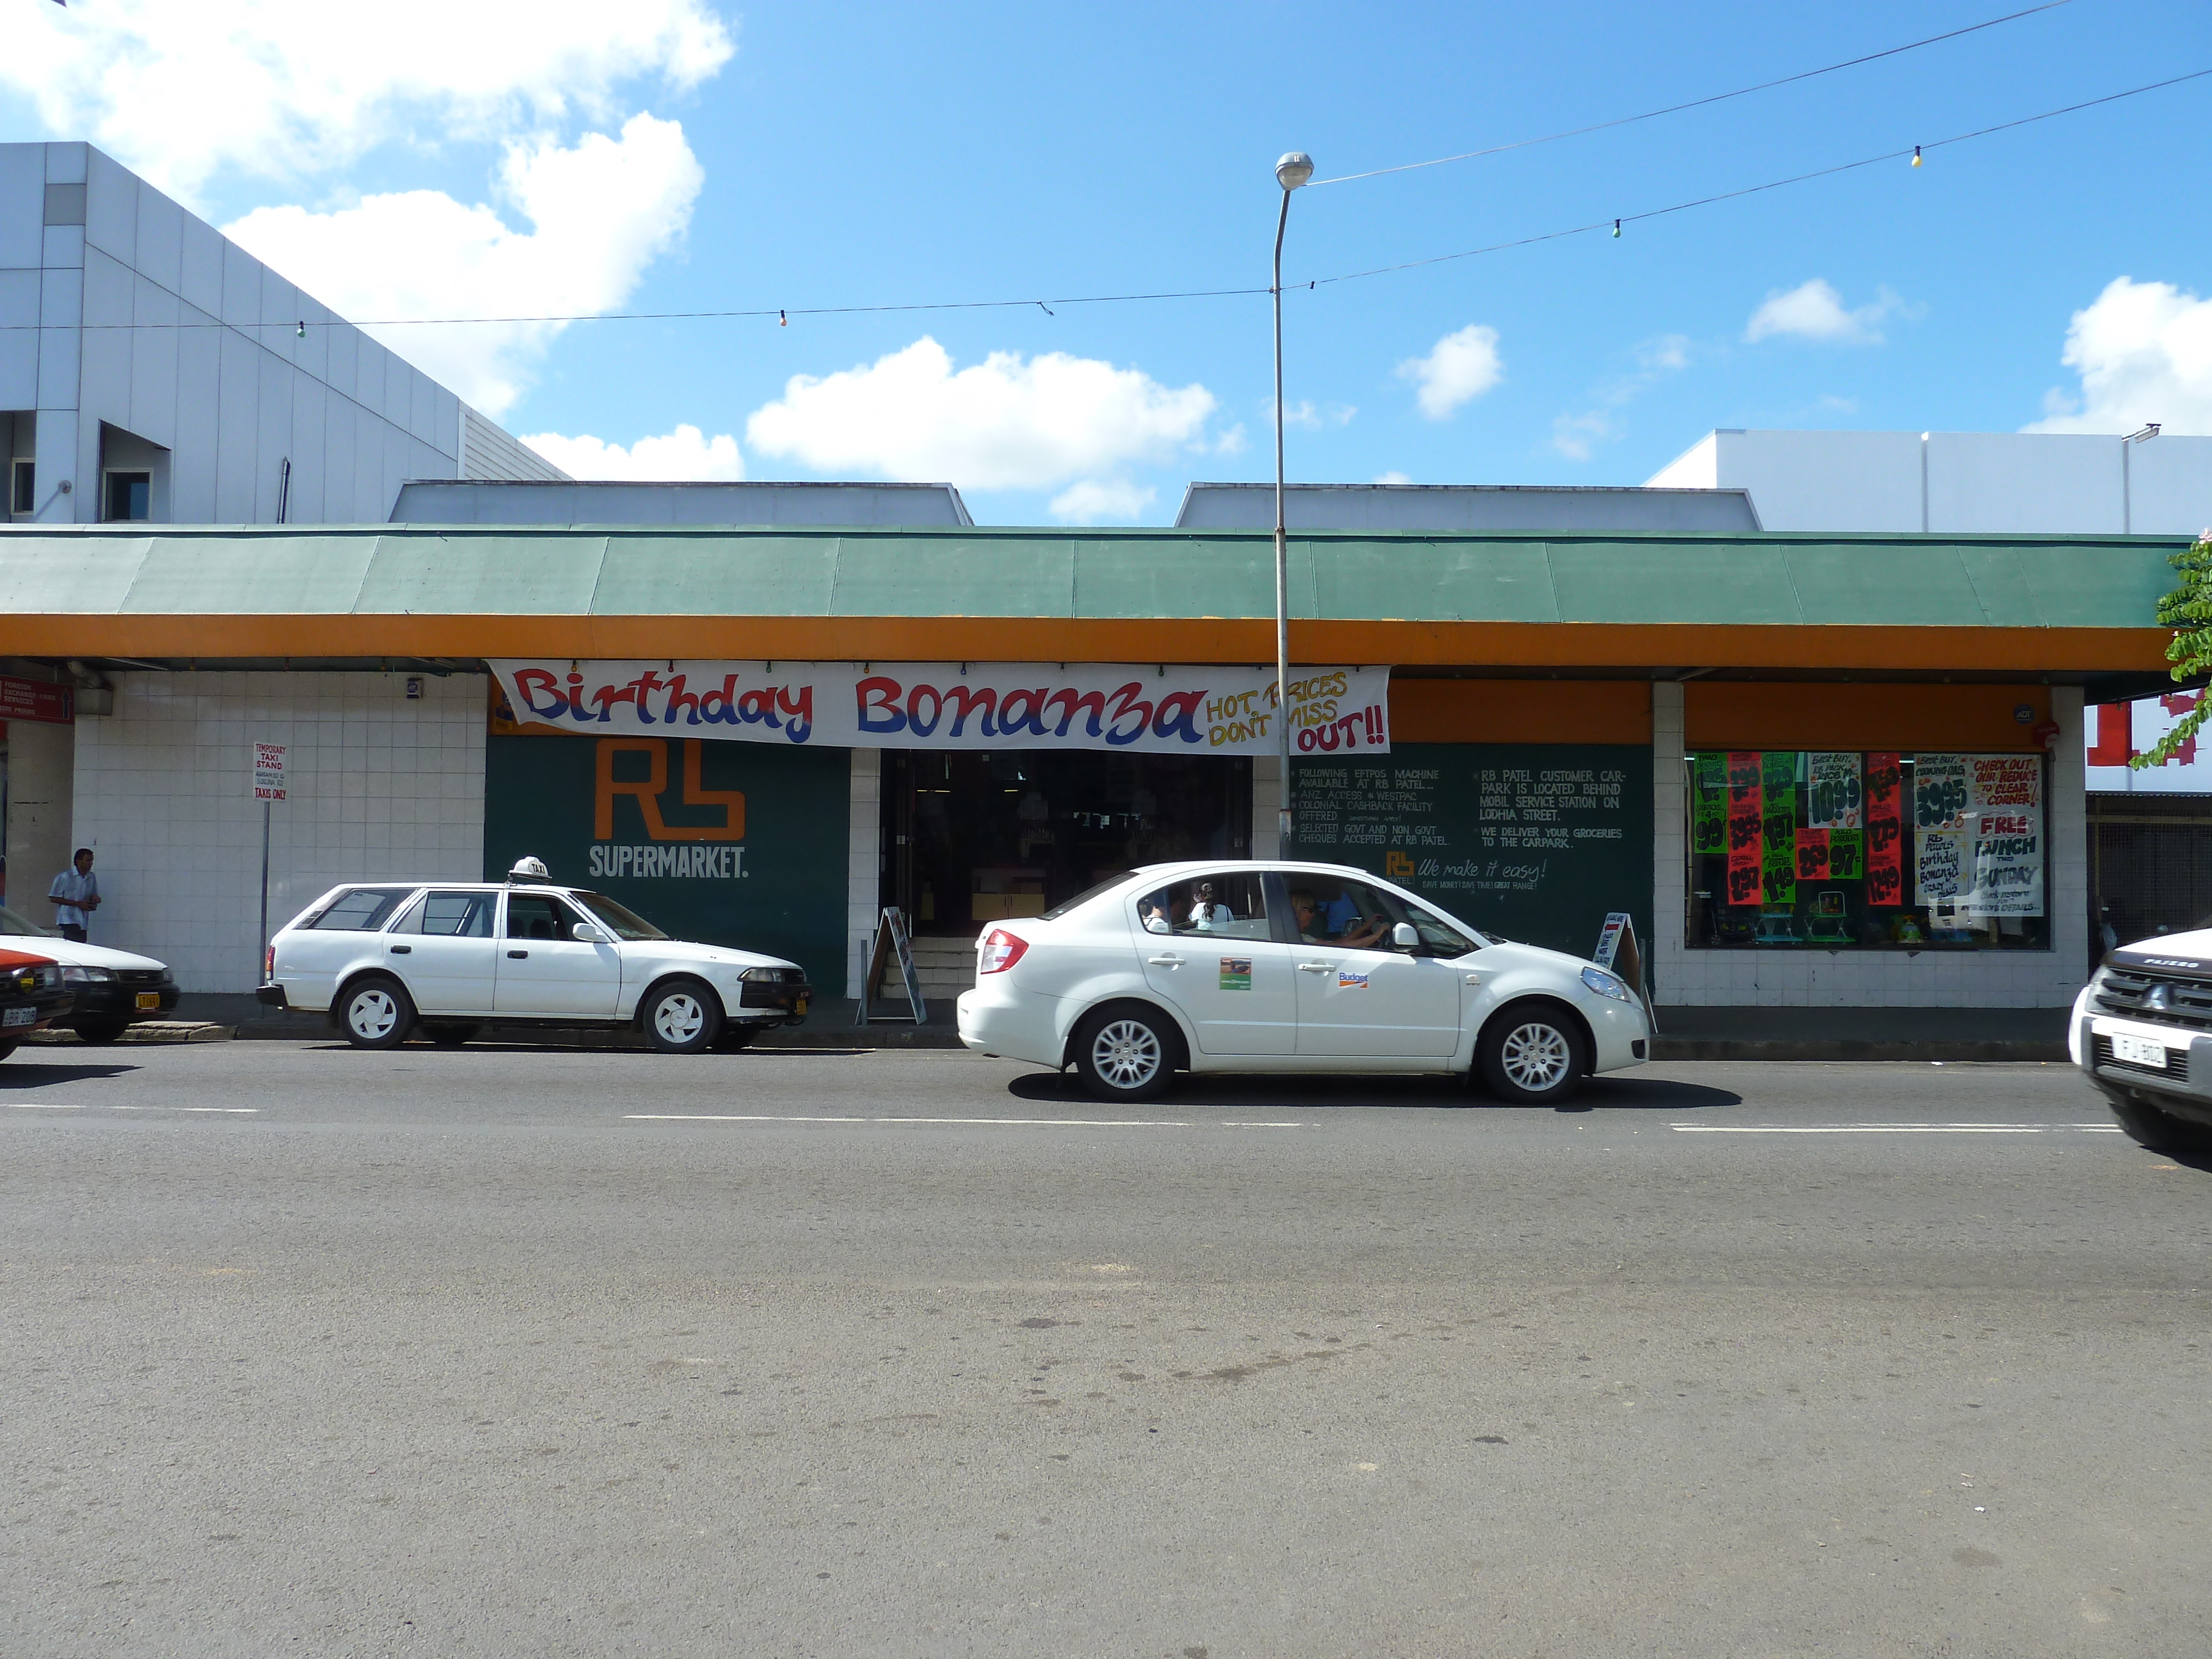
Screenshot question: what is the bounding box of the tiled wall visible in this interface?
[846,748,881,998]
[1651,684,2089,1009]
[72,672,486,992]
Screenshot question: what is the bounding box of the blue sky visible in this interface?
[7,1,2210,522]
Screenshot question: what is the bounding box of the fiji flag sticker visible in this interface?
[1219,957,1252,991]
[1337,969,1369,990]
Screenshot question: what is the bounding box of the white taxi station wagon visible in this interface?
[259,859,811,1052]
[956,859,1650,1102]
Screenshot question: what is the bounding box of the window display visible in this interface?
[1686,750,2047,950]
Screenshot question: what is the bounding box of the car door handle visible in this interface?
[1298,961,1333,973]
[389,945,411,954]
[1146,954,1183,967]
[507,950,528,959]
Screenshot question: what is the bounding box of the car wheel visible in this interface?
[1072,1005,1177,1102]
[72,1018,131,1045]
[1478,1003,1585,1105]
[338,975,415,1050]
[643,978,722,1055]
[422,1022,482,1048]
[713,1024,760,1051]
[2107,1088,2212,1156]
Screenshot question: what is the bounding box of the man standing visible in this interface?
[49,848,100,943]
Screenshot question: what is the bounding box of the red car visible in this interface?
[0,948,74,1059]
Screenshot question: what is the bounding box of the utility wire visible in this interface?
[1309,0,2078,186]
[1305,66,2212,289]
[7,59,2200,336]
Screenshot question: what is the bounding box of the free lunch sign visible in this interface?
[491,661,1392,758]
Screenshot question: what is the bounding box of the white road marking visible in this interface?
[628,1113,1191,1128]
[4,1103,258,1114]
[1218,1122,1310,1128]
[1670,1122,2121,1134]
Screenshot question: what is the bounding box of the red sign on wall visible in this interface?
[0,676,72,725]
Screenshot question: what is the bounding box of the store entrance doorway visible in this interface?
[883,750,1251,937]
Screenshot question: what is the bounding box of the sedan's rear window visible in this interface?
[306,886,416,931]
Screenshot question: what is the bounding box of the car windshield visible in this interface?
[0,904,56,938]
[570,891,669,941]
[1039,872,1139,921]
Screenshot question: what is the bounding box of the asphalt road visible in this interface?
[3,1042,2206,1658]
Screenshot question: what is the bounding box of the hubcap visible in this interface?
[655,992,706,1044]
[349,988,399,1040]
[1500,1021,1572,1092]
[1091,1019,1162,1091]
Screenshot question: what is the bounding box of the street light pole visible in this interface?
[1271,150,1312,854]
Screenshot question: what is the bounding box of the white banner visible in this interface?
[491,661,1392,757]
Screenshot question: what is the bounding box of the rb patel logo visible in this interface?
[588,738,748,880]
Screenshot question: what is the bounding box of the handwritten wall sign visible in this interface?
[1914,754,1970,830]
[1808,752,1862,828]
[1725,750,1763,907]
[1865,751,1904,905]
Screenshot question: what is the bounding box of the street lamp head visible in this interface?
[2126,422,2162,443]
[1275,151,1314,191]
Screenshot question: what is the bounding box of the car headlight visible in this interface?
[739,967,781,982]
[1580,966,1632,1002]
[61,965,112,984]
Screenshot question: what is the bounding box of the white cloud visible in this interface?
[1373,471,1413,486]
[1550,332,1695,462]
[225,115,704,416]
[1,0,732,201]
[1396,325,1503,420]
[1277,400,1357,431]
[2025,277,2212,435]
[1744,279,1902,346]
[521,424,743,481]
[1048,480,1157,524]
[1551,411,1616,463]
[744,337,1219,491]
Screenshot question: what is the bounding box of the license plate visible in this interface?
[2113,1031,2171,1069]
[3,1006,34,1027]
[793,996,808,1017]
[136,992,161,1010]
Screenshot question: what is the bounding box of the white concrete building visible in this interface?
[3,140,560,530]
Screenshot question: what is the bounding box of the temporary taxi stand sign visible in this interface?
[252,742,287,978]
[490,661,1392,758]
[857,906,927,1026]
[1592,911,1656,1029]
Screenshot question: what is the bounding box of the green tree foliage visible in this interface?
[2137,534,2212,768]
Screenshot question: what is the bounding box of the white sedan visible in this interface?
[956,859,1649,1103]
[259,859,811,1052]
[0,902,180,1042]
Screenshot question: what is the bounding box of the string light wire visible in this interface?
[4,61,2201,336]
[1307,0,2078,186]
[1303,66,2212,291]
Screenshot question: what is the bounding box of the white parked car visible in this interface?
[2070,933,2212,1155]
[258,859,812,1053]
[956,860,1650,1103]
[0,902,179,1042]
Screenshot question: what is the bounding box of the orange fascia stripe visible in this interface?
[0,614,2172,674]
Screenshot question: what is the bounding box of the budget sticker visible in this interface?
[1337,970,1369,990]
[1219,957,1251,991]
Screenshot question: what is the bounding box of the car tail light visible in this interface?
[978,929,1029,974]
[264,945,275,979]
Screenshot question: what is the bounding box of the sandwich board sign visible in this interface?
[1592,910,1656,1029]
[857,906,927,1025]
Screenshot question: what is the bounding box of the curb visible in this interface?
[25,1021,234,1046]
[1648,1039,2068,1063]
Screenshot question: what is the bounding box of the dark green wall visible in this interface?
[1292,743,1654,966]
[484,734,851,992]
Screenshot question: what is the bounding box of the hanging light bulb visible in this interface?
[1911,145,1923,168]
[779,309,788,327]
[295,320,305,338]
[1612,219,1621,238]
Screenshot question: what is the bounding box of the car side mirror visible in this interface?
[572,924,612,945]
[1392,922,1420,950]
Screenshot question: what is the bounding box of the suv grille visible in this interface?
[2092,1034,2191,1083]
[2092,966,2212,1032]
[116,968,169,986]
